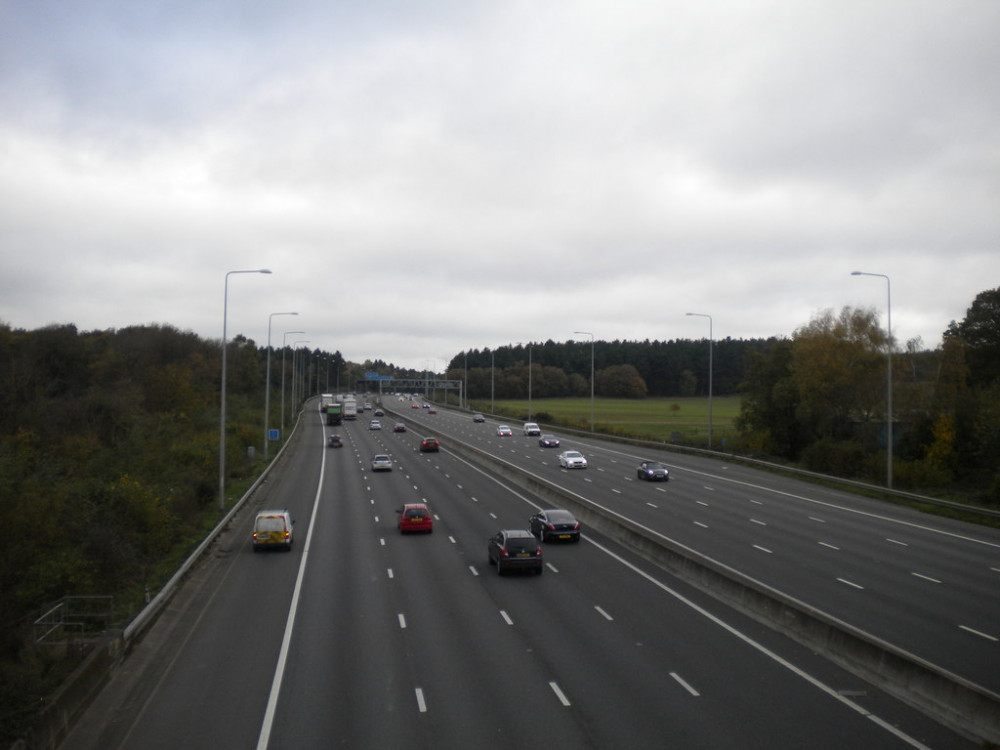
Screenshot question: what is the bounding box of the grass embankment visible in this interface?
[469,396,741,447]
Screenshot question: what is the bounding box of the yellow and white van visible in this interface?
[252,510,294,552]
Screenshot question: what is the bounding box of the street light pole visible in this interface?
[852,271,893,489]
[490,348,495,415]
[686,313,713,449]
[574,331,594,432]
[219,268,271,510]
[264,312,297,459]
[280,330,305,437]
[293,341,310,421]
[528,343,532,421]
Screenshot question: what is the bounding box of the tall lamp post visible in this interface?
[219,268,271,510]
[686,312,713,449]
[852,271,893,489]
[292,340,310,420]
[528,343,533,421]
[574,331,594,432]
[280,330,305,436]
[264,311,297,459]
[490,348,495,415]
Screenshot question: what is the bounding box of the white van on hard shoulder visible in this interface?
[523,422,541,436]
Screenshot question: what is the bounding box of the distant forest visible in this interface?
[446,337,769,399]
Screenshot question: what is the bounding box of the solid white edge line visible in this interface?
[256,422,329,750]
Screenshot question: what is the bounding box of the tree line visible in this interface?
[446,337,771,399]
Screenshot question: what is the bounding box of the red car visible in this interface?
[397,503,433,534]
[420,437,440,452]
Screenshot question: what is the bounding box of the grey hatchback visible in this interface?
[487,529,543,575]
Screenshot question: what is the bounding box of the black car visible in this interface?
[529,509,580,542]
[487,529,543,575]
[472,413,486,422]
[538,434,560,448]
[637,460,670,481]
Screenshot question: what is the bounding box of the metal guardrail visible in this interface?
[34,597,114,645]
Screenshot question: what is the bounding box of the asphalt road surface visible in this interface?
[62,400,988,749]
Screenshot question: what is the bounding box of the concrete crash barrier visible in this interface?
[14,632,125,750]
[433,426,1000,747]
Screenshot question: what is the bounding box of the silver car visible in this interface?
[371,454,393,471]
[558,450,588,469]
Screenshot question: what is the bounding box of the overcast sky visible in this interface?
[2,0,997,371]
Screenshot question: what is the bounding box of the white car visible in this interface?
[523,422,541,436]
[371,454,393,472]
[497,425,513,437]
[558,450,588,469]
[369,419,382,430]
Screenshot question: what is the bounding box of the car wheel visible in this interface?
[497,561,504,576]
[536,565,544,575]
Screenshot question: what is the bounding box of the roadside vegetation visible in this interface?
[0,285,997,745]
[480,395,742,446]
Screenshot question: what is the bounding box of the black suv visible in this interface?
[487,529,543,575]
[637,460,670,481]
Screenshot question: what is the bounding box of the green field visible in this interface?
[468,396,741,447]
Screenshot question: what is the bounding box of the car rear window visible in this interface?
[405,509,428,519]
[506,538,536,552]
[256,517,286,532]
